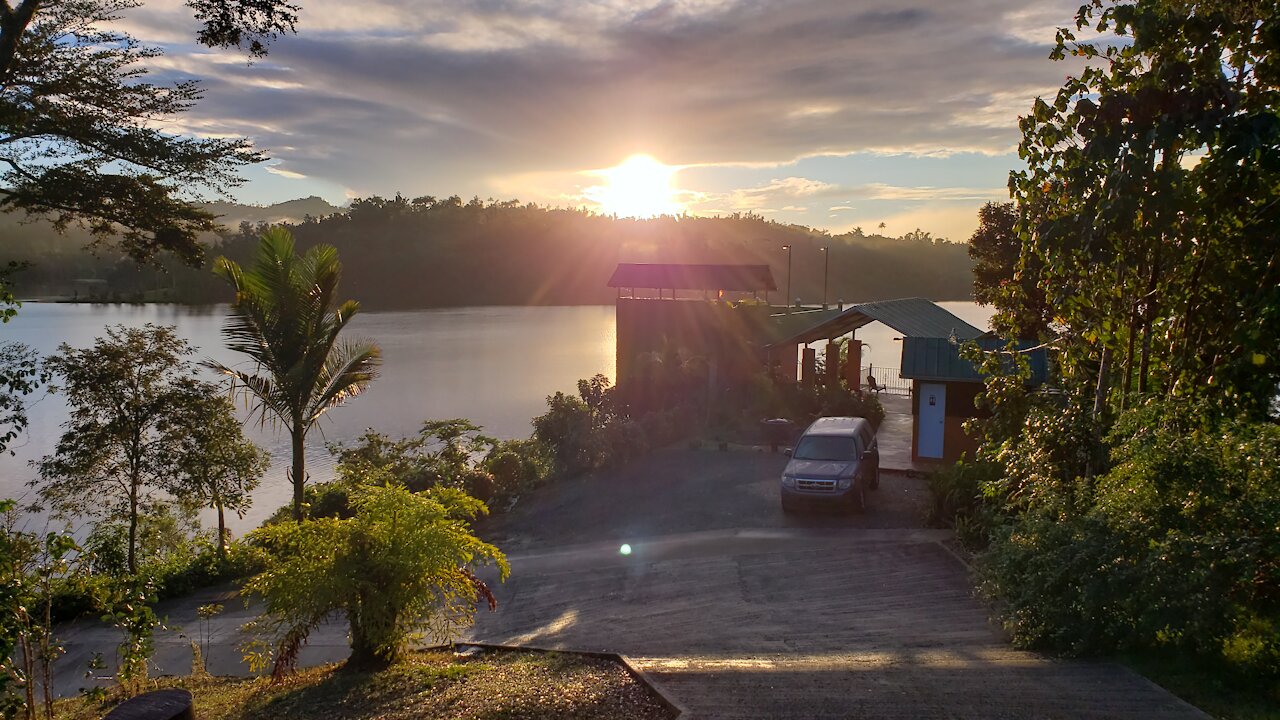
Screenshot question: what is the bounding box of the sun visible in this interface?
[591,154,682,218]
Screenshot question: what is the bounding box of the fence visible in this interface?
[861,365,911,396]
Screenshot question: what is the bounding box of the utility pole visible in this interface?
[782,244,793,314]
[820,246,829,310]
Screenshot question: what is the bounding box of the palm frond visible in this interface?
[306,339,382,423]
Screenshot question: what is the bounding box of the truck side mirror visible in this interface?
[783,447,792,456]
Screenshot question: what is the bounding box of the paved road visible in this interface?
[468,447,1208,719]
[52,447,1210,718]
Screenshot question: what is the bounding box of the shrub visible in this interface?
[532,392,600,475]
[926,460,1001,549]
[978,399,1280,679]
[242,484,508,674]
[482,439,550,501]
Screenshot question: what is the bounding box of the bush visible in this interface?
[532,392,600,476]
[979,399,1280,679]
[482,439,551,502]
[926,460,1000,548]
[243,484,508,675]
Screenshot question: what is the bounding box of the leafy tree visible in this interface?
[172,390,269,558]
[0,0,300,266]
[967,201,1049,337]
[243,483,507,674]
[958,0,1280,690]
[209,226,382,521]
[0,341,45,455]
[1010,0,1280,415]
[34,324,204,573]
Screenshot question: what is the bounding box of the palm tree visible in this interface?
[208,226,382,521]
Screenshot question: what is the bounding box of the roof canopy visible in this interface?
[608,263,777,292]
[901,336,1048,384]
[768,297,983,346]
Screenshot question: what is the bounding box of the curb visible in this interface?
[440,642,690,718]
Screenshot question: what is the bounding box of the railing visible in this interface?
[861,365,911,396]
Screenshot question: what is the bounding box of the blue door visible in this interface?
[919,383,945,458]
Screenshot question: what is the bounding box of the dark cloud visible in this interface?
[144,0,1082,196]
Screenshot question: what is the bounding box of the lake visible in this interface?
[0,300,991,532]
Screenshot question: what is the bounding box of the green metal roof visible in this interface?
[900,336,1049,384]
[767,297,983,347]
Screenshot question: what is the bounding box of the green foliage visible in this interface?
[35,324,219,574]
[0,509,81,720]
[747,371,884,429]
[0,341,46,456]
[1010,0,1280,414]
[532,392,599,476]
[94,577,159,697]
[209,226,382,522]
[926,460,1001,549]
[481,439,551,500]
[979,399,1280,681]
[242,483,508,674]
[969,3,1280,691]
[967,201,1049,337]
[0,0,268,266]
[49,196,979,307]
[171,392,270,556]
[282,420,535,524]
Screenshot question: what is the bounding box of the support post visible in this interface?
[801,347,817,387]
[846,339,863,391]
[825,341,840,388]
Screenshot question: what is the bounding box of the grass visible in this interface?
[1120,652,1280,720]
[56,648,674,720]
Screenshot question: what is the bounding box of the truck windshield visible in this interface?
[793,435,860,461]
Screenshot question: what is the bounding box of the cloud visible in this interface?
[131,0,1082,210]
[264,164,307,179]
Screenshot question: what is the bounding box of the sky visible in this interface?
[127,0,1084,241]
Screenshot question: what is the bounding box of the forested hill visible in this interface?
[3,195,976,307]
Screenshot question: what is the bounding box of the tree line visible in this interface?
[6,198,977,308]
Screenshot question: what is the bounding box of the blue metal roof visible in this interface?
[900,336,1048,384]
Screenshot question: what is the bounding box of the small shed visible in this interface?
[900,336,1048,463]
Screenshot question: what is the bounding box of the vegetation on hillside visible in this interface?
[3,198,976,307]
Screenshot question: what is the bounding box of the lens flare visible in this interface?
[619,543,632,556]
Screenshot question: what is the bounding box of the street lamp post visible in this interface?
[820,246,829,310]
[781,244,793,314]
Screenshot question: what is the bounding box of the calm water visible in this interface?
[0,301,990,533]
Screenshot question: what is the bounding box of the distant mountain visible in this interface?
[201,196,346,228]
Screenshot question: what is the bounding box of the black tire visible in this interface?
[849,482,866,514]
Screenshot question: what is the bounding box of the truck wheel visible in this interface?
[849,483,866,514]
